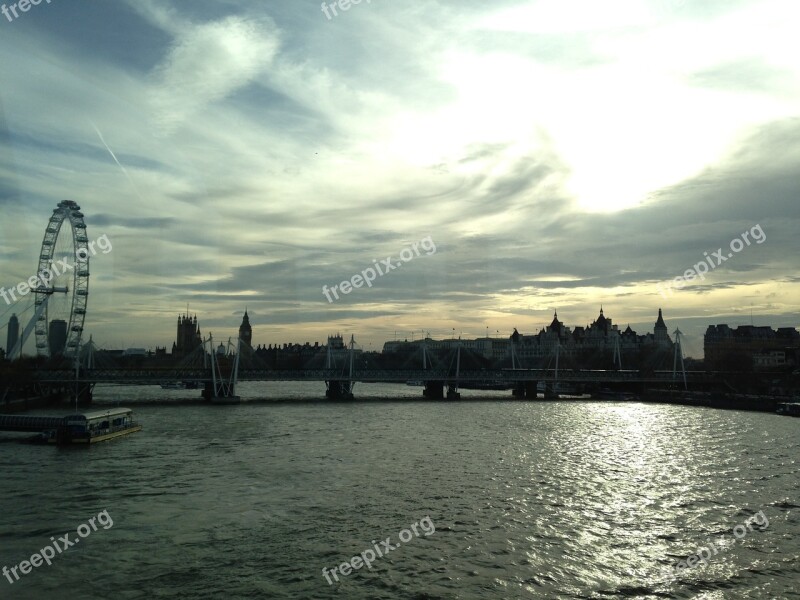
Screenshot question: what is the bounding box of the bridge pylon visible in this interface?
[445,340,461,399]
[673,328,687,390]
[203,335,241,404]
[325,334,355,400]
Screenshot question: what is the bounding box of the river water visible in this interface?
[1,383,798,599]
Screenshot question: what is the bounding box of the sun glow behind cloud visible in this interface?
[462,0,800,212]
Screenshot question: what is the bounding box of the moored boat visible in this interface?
[47,408,142,444]
[160,382,186,390]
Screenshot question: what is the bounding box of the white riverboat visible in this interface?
[47,408,142,444]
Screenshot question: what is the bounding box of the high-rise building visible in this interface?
[49,319,68,356]
[6,313,19,356]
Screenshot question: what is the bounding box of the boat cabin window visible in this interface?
[63,410,134,434]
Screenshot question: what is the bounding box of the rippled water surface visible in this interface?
[2,383,799,599]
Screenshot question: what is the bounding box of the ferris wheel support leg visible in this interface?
[9,296,50,360]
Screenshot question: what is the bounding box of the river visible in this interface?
[1,383,798,599]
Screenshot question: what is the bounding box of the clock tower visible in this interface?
[239,309,252,348]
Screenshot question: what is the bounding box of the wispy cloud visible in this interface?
[148,15,281,135]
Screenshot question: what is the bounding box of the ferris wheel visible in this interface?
[32,200,90,358]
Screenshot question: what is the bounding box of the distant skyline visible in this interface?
[1,0,799,358]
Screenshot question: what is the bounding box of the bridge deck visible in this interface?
[31,368,706,385]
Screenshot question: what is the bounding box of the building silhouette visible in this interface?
[704,324,800,370]
[328,333,345,350]
[382,308,675,369]
[48,319,67,356]
[239,309,252,346]
[513,307,673,366]
[653,308,671,347]
[252,336,355,369]
[6,313,19,356]
[238,309,253,356]
[383,335,509,361]
[172,313,202,358]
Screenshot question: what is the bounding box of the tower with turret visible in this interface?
[172,313,202,358]
[654,308,671,347]
[239,309,252,348]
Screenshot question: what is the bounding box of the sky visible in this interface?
[0,0,799,358]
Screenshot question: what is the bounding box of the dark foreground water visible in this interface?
[1,383,799,599]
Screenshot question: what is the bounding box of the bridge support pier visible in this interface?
[202,381,241,404]
[446,384,460,400]
[512,381,538,399]
[203,335,242,404]
[326,380,354,400]
[75,385,93,407]
[423,381,443,399]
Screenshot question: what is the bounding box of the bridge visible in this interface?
[29,367,711,401]
[14,333,707,402]
[33,368,698,384]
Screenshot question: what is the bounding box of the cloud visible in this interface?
[149,15,281,134]
[688,57,796,95]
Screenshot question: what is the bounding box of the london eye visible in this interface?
[32,200,90,358]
